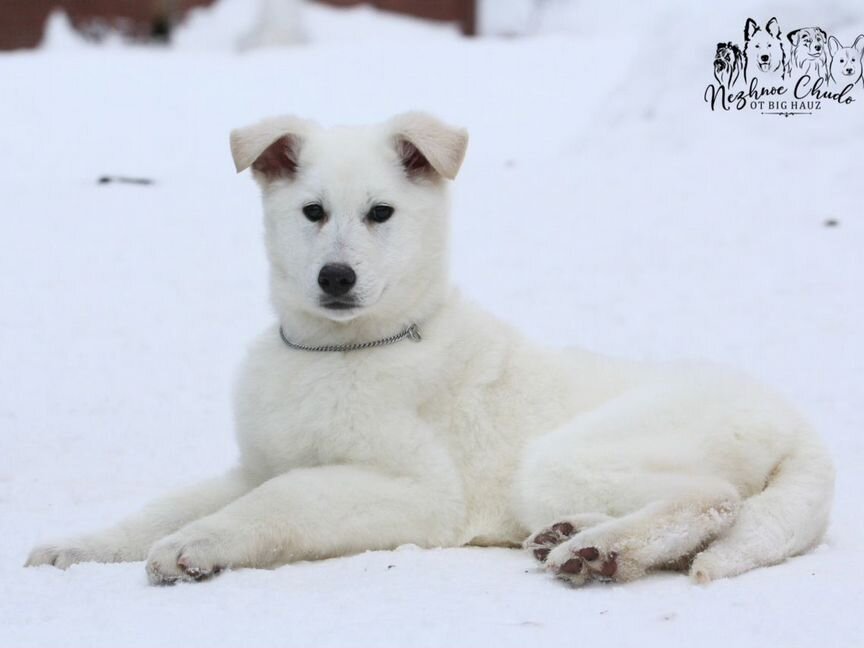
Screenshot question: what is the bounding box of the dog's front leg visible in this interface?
[145,464,464,584]
[26,468,253,569]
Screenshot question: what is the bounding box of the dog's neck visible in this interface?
[275,276,451,348]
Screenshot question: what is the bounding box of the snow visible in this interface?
[2,1,862,646]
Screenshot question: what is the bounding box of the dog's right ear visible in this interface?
[229,116,316,181]
[787,29,800,46]
[828,35,842,57]
[744,18,759,42]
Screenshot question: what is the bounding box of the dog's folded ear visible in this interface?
[229,116,316,181]
[787,29,800,46]
[388,112,468,181]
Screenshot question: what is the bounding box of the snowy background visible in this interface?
[2,1,863,646]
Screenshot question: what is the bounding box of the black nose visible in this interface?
[760,54,769,61]
[814,45,822,51]
[318,264,356,297]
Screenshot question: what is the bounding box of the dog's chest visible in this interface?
[235,342,434,478]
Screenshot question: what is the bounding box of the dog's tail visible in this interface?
[690,438,834,582]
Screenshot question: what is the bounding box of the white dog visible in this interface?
[26,113,834,586]
[744,17,787,83]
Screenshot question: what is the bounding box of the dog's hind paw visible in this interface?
[524,513,613,562]
[547,545,620,586]
[525,522,578,562]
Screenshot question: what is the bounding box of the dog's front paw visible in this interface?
[25,538,115,570]
[146,531,226,585]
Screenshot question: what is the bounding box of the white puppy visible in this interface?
[27,113,834,586]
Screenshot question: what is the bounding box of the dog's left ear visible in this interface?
[765,17,781,39]
[388,112,469,181]
[787,29,800,46]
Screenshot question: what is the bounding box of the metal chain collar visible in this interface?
[278,323,422,353]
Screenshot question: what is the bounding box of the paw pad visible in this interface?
[553,546,619,584]
[177,555,220,581]
[525,520,581,562]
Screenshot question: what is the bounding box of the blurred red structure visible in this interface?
[318,0,475,35]
[0,0,476,50]
[0,1,215,49]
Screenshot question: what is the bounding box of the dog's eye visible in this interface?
[367,205,394,224]
[302,203,326,222]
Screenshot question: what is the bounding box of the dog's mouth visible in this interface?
[321,299,359,311]
[758,60,772,72]
[315,287,385,321]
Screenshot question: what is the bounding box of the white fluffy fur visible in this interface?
[26,113,834,587]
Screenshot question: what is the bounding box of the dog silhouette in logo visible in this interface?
[744,17,786,83]
[787,28,829,82]
[827,35,864,89]
[714,42,743,88]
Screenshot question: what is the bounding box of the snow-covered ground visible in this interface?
[2,1,863,646]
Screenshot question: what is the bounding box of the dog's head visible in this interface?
[788,27,828,60]
[714,42,742,77]
[230,113,468,329]
[744,17,785,74]
[828,35,864,82]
